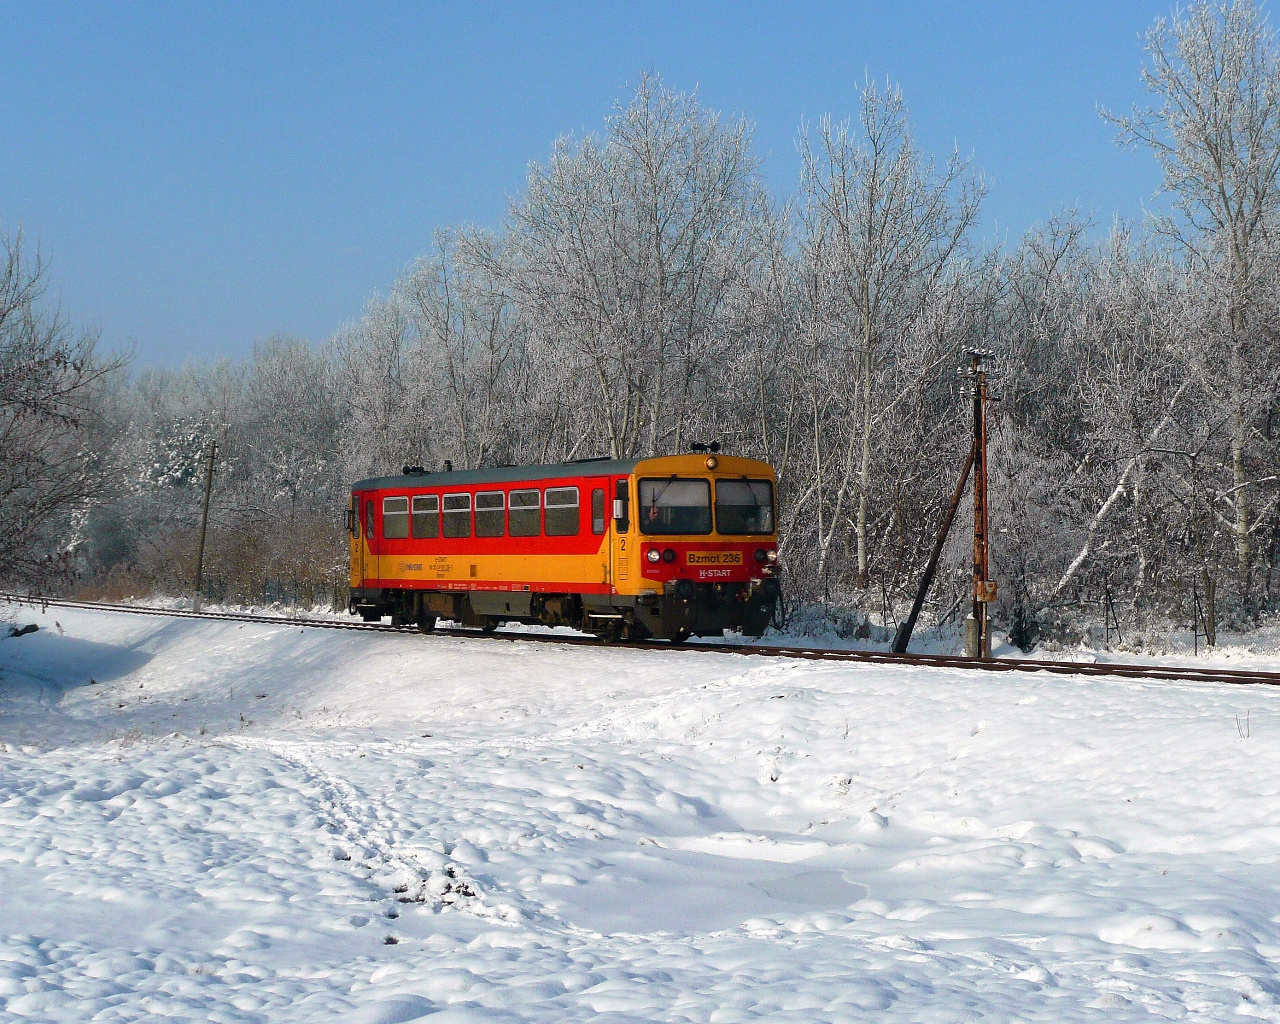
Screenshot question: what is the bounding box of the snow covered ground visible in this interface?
[2,603,1279,1022]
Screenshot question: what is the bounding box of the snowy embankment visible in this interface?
[1,606,1278,1022]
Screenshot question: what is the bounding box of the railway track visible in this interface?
[5,592,1280,688]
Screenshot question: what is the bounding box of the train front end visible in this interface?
[617,454,780,640]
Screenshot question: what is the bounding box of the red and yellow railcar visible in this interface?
[348,453,780,641]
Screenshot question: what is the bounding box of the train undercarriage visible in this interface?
[349,579,780,642]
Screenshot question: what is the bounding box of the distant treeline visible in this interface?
[4,2,1280,647]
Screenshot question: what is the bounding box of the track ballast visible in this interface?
[5,592,1280,688]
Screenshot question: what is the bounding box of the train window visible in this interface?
[443,493,472,538]
[350,495,360,538]
[382,497,409,539]
[411,494,439,538]
[614,478,630,533]
[592,488,606,535]
[638,478,712,535]
[475,491,505,538]
[545,486,580,536]
[509,489,540,536]
[715,479,775,535]
[365,498,374,540]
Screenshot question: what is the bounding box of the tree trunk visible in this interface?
[1201,567,1217,647]
[855,330,873,590]
[1230,273,1254,616]
[1232,407,1252,614]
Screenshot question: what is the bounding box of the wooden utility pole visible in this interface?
[192,441,216,614]
[965,351,996,658]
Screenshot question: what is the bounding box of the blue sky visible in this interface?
[2,1,1169,366]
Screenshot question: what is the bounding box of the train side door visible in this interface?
[610,477,631,592]
[590,482,608,585]
[363,495,376,584]
[349,494,362,587]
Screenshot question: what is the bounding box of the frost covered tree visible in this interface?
[397,234,526,469]
[798,77,985,591]
[0,228,124,585]
[989,218,1193,636]
[1108,0,1280,612]
[494,73,769,459]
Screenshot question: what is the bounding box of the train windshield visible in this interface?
[638,478,711,535]
[715,479,775,535]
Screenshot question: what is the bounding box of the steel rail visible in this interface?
[5,592,1280,688]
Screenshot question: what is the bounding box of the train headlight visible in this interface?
[662,548,676,564]
[646,549,660,564]
[705,456,718,470]
[767,549,777,562]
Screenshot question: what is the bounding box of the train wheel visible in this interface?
[670,630,690,645]
[417,614,437,635]
[481,617,499,634]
